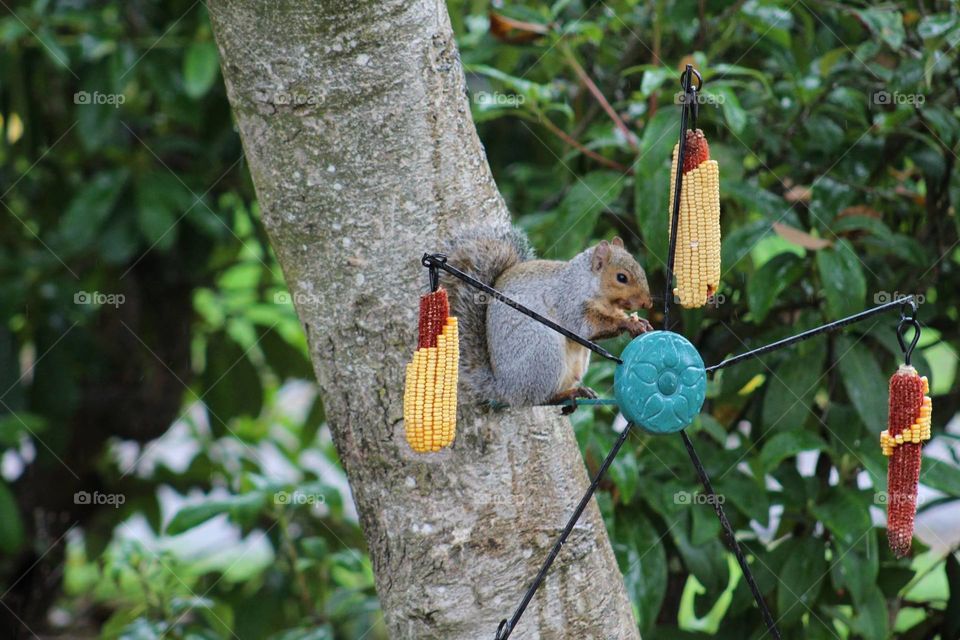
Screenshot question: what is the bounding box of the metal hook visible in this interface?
[899,297,918,321]
[679,65,702,133]
[680,66,703,91]
[422,253,447,292]
[897,317,921,366]
[494,619,508,639]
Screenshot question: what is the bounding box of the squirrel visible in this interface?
[441,227,654,407]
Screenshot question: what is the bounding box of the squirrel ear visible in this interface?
[592,241,610,271]
[612,236,624,248]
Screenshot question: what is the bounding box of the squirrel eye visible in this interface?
[616,273,628,284]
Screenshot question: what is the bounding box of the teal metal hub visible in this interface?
[614,331,707,434]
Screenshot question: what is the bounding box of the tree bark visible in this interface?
[208,1,640,638]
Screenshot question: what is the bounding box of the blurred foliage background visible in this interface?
[1,0,959,638]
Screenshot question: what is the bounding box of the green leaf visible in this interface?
[834,532,878,607]
[741,0,793,47]
[921,457,960,497]
[551,170,624,258]
[720,218,771,275]
[267,626,335,640]
[776,536,826,627]
[836,335,887,432]
[761,342,826,432]
[639,66,670,97]
[851,584,889,640]
[135,172,192,250]
[36,26,71,69]
[466,64,560,106]
[830,214,893,239]
[748,252,805,322]
[716,472,770,526]
[716,86,747,135]
[166,491,267,535]
[709,64,774,95]
[76,66,122,152]
[202,331,264,432]
[674,518,728,593]
[617,515,667,634]
[759,430,828,473]
[0,18,28,43]
[58,170,129,252]
[300,536,328,560]
[609,450,639,504]
[811,488,871,546]
[944,552,960,640]
[690,499,720,545]
[0,412,46,447]
[635,109,677,271]
[258,327,313,382]
[853,8,905,50]
[0,481,24,553]
[694,412,726,444]
[816,239,866,317]
[918,14,957,40]
[183,41,220,98]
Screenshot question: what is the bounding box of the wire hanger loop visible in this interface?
[897,299,921,366]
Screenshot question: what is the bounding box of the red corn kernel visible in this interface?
[886,365,926,558]
[682,129,711,173]
[417,288,450,349]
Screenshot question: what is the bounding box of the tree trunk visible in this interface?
[208,1,640,638]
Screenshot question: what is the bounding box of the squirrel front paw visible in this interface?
[623,314,654,337]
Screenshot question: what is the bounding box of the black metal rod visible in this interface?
[494,423,635,640]
[422,253,623,364]
[680,431,782,639]
[706,296,914,373]
[663,65,696,332]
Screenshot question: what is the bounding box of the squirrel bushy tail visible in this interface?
[440,226,534,402]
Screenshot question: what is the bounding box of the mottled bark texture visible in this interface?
[208,1,640,638]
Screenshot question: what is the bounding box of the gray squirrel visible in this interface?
[441,227,654,407]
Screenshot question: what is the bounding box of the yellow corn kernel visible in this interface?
[403,317,459,453]
[669,140,721,308]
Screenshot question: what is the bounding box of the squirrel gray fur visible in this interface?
[441,227,653,407]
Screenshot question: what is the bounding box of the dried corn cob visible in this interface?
[881,365,931,557]
[403,288,459,453]
[668,129,721,308]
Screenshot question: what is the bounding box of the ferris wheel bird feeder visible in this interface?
[404,65,930,640]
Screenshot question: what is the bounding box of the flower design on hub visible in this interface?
[614,331,707,434]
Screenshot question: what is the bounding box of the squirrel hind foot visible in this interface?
[551,386,598,415]
[548,386,598,404]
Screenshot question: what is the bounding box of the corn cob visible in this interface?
[668,129,721,308]
[881,365,931,557]
[403,288,459,453]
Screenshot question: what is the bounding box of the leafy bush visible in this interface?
[455,1,960,637]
